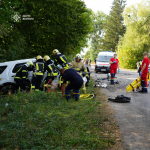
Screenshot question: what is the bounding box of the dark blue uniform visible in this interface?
[54,53,69,69]
[31,59,44,91]
[14,65,31,91]
[62,68,83,101]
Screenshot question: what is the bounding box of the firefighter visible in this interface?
[60,68,83,101]
[138,52,150,93]
[43,55,58,91]
[31,55,44,91]
[14,61,34,91]
[109,53,120,84]
[53,49,69,88]
[53,49,69,69]
[69,54,88,93]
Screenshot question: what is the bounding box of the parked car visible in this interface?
[0,58,36,94]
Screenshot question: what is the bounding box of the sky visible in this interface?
[81,0,143,55]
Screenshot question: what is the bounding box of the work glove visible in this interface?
[140,72,142,76]
[118,69,120,73]
[113,61,116,63]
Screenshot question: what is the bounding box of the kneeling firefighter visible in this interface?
[60,68,83,101]
[43,55,59,91]
[31,55,44,91]
[69,54,88,93]
[14,61,34,91]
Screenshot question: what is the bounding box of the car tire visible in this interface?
[0,85,17,95]
[95,70,98,73]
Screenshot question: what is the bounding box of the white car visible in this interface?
[95,51,115,73]
[0,58,37,94]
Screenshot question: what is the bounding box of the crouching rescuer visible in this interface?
[14,61,34,91]
[109,53,119,84]
[69,54,88,93]
[60,68,83,101]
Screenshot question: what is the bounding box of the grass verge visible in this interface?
[0,79,123,149]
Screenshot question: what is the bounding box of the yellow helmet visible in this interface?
[36,55,42,60]
[53,49,59,54]
[44,55,50,61]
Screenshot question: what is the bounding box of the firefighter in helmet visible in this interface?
[31,55,44,91]
[53,49,69,70]
[43,55,58,91]
[69,54,88,93]
[14,61,34,92]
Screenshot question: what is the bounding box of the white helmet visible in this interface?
[26,61,33,67]
[53,49,59,54]
[76,54,81,59]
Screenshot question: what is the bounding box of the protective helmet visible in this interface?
[44,55,50,61]
[36,55,42,60]
[26,61,33,67]
[53,49,59,54]
[76,54,81,59]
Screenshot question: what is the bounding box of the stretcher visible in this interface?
[126,73,150,93]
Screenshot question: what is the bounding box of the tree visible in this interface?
[117,0,150,68]
[0,0,93,61]
[101,0,126,52]
[89,11,107,61]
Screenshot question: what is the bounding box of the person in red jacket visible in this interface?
[139,52,150,93]
[109,53,120,84]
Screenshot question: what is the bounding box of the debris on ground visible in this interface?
[108,95,131,103]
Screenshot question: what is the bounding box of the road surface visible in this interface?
[90,65,150,150]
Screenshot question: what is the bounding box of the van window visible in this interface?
[97,56,113,62]
[0,66,7,74]
[12,63,26,73]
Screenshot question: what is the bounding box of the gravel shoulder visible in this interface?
[90,65,150,150]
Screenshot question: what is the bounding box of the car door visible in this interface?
[11,62,27,83]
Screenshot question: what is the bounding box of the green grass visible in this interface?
[0,81,119,149]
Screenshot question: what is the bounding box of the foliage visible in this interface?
[117,0,150,68]
[0,81,118,149]
[84,50,91,60]
[89,11,107,61]
[101,0,126,52]
[0,0,93,62]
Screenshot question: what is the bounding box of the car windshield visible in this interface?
[97,55,113,62]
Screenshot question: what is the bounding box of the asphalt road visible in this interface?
[90,65,150,150]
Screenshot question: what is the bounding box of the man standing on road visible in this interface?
[60,68,83,101]
[109,53,120,84]
[138,52,150,93]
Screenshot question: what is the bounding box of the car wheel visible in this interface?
[95,70,98,73]
[0,85,17,95]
